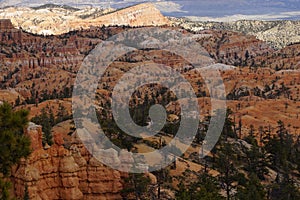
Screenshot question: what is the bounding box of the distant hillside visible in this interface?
[170,18,300,49]
[31,3,80,11]
[0,0,101,8]
[0,3,170,35]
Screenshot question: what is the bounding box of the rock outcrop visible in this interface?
[0,19,22,44]
[0,19,14,29]
[24,122,43,150]
[12,122,124,200]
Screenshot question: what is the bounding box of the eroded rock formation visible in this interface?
[12,122,124,200]
[0,19,22,44]
[0,19,14,29]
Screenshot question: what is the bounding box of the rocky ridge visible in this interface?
[170,17,300,49]
[0,3,170,35]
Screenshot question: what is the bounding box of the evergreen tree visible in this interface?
[263,120,300,199]
[56,103,69,124]
[270,175,300,200]
[194,173,224,200]
[0,102,31,175]
[31,108,53,145]
[215,142,240,200]
[121,173,151,200]
[176,173,224,200]
[222,109,237,140]
[0,102,31,199]
[15,95,21,106]
[175,181,190,200]
[24,185,30,200]
[0,179,11,200]
[244,129,269,180]
[244,144,269,180]
[236,174,265,200]
[264,121,293,171]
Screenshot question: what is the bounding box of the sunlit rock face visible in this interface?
[0,3,170,35]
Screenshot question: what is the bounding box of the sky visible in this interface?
[0,0,300,20]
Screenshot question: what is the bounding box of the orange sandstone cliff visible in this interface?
[11,122,124,200]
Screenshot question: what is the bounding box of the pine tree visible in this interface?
[31,108,53,145]
[236,173,265,200]
[0,102,31,199]
[0,102,31,175]
[24,185,30,200]
[270,174,300,200]
[244,126,269,180]
[195,173,224,200]
[244,144,269,180]
[264,120,300,199]
[222,109,237,140]
[121,173,151,200]
[175,181,190,200]
[0,179,11,200]
[176,173,224,200]
[215,142,240,200]
[265,120,293,171]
